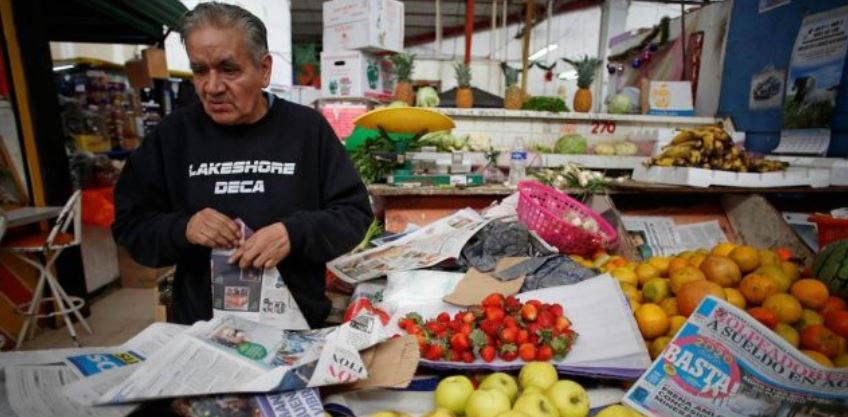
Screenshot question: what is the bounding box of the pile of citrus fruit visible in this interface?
[604,242,848,368]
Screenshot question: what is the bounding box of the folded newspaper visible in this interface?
[328,208,499,283]
[211,220,309,329]
[96,312,387,403]
[624,296,848,417]
[621,216,728,258]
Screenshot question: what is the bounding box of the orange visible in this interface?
[677,280,725,317]
[739,273,778,305]
[762,294,803,324]
[802,350,834,367]
[759,249,781,267]
[660,297,679,316]
[775,323,800,347]
[781,261,801,283]
[635,303,670,340]
[834,353,848,368]
[620,282,642,302]
[790,279,830,309]
[800,325,841,357]
[729,245,760,273]
[724,288,747,310]
[649,336,672,360]
[795,309,824,332]
[611,267,639,287]
[819,296,848,317]
[824,310,848,339]
[643,278,671,303]
[711,242,738,257]
[667,257,691,276]
[648,256,672,277]
[636,263,661,287]
[689,254,707,269]
[667,315,688,337]
[756,265,791,293]
[700,255,742,287]
[748,307,779,329]
[669,266,706,294]
[677,251,695,260]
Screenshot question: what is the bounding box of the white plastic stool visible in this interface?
[3,190,92,348]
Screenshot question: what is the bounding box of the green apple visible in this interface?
[479,372,519,404]
[545,380,589,417]
[512,392,560,417]
[594,405,632,417]
[435,376,475,415]
[625,406,648,417]
[422,409,458,417]
[521,386,544,396]
[370,411,412,417]
[465,388,511,417]
[518,362,559,390]
[495,411,532,417]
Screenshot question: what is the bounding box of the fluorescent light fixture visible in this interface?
[528,44,558,61]
[52,64,75,72]
[558,70,577,80]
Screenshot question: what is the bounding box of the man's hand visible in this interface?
[186,208,241,248]
[229,222,291,269]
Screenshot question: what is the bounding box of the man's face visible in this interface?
[186,26,272,125]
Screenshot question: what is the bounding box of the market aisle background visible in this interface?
[20,288,153,350]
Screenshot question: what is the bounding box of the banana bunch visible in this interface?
[647,125,787,173]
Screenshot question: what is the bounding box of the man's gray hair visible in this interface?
[179,2,268,66]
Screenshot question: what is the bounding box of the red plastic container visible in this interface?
[516,181,618,255]
[808,214,848,249]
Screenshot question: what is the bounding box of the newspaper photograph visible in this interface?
[622,216,728,258]
[211,220,309,329]
[1,322,186,417]
[98,312,387,403]
[623,296,848,417]
[328,208,498,283]
[172,388,324,417]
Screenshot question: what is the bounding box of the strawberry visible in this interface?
[521,304,538,322]
[460,323,473,335]
[485,307,506,322]
[505,295,522,313]
[536,329,554,345]
[518,343,537,361]
[404,312,424,325]
[424,343,446,361]
[448,320,464,333]
[551,333,577,360]
[425,321,448,337]
[437,312,451,323]
[537,310,554,328]
[499,327,517,344]
[536,345,553,361]
[462,311,477,324]
[548,304,564,318]
[397,318,410,330]
[481,293,505,309]
[470,329,489,350]
[480,345,496,363]
[516,329,529,345]
[499,343,518,362]
[451,332,471,352]
[526,322,541,337]
[480,319,502,336]
[555,316,571,333]
[526,300,543,309]
[503,316,518,329]
[450,350,462,362]
[461,351,475,363]
[408,324,423,336]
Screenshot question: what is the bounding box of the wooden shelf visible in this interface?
[438,108,718,125]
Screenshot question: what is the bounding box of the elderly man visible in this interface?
[112,2,372,328]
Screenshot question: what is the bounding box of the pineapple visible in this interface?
[501,62,524,110]
[454,62,473,109]
[390,53,416,105]
[562,55,601,112]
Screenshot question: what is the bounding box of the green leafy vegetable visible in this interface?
[554,134,588,154]
[521,96,569,112]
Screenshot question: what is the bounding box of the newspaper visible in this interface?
[97,312,387,403]
[328,208,499,283]
[211,221,309,329]
[622,216,727,258]
[623,296,848,417]
[0,322,186,417]
[172,388,324,417]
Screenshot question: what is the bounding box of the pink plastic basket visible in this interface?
[516,181,618,255]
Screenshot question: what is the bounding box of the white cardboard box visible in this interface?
[631,165,831,188]
[321,50,394,99]
[323,0,404,53]
[648,81,694,116]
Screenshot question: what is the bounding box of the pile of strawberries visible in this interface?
[396,293,578,363]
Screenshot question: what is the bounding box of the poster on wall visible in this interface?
[749,67,785,110]
[775,5,848,154]
[758,0,791,14]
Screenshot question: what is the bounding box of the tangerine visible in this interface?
[660,297,679,316]
[795,309,825,332]
[648,256,672,277]
[677,280,725,317]
[762,294,803,324]
[635,303,670,340]
[700,255,742,287]
[669,266,706,294]
[739,273,778,305]
[775,323,800,348]
[667,315,687,336]
[711,242,738,257]
[724,288,747,310]
[667,258,691,277]
[636,263,661,287]
[790,279,830,309]
[802,350,834,367]
[729,245,760,273]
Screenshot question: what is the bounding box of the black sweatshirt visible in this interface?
[112,96,372,328]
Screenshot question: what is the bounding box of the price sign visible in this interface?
[591,120,617,134]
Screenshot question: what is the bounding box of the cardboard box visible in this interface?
[142,48,169,79]
[323,0,404,53]
[648,81,694,116]
[320,51,393,99]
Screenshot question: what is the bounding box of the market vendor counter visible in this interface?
[368,183,848,234]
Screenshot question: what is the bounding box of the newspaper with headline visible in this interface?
[621,216,728,258]
[328,208,499,283]
[96,312,386,404]
[624,296,848,417]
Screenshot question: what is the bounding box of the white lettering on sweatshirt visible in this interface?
[188,160,294,195]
